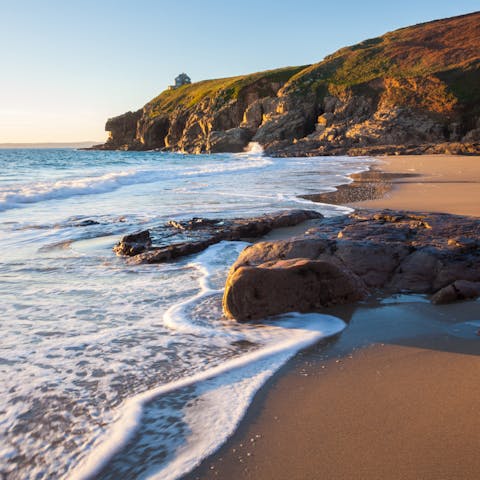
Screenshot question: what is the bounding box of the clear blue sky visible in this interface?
[0,0,478,142]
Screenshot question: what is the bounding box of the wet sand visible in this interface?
[186,155,480,480]
[187,298,480,480]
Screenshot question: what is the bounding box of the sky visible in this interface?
[0,0,478,143]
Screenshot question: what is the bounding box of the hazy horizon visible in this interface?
[0,141,102,148]
[1,0,478,143]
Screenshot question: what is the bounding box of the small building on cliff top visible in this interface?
[168,73,191,90]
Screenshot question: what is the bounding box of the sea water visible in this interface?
[0,147,373,479]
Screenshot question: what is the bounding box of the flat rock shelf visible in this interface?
[113,209,323,264]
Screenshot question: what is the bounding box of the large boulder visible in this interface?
[223,258,368,321]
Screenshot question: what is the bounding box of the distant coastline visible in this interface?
[0,141,103,149]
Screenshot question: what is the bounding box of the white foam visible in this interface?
[244,142,264,155]
[181,155,272,175]
[0,155,274,212]
[0,170,164,211]
[69,313,345,480]
[278,193,354,215]
[163,241,249,337]
[0,150,378,479]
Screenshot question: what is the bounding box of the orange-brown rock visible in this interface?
[223,210,480,320]
[223,259,367,321]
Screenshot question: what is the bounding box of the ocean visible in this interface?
[0,146,372,479]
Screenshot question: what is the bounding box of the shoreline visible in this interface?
[186,298,480,480]
[313,154,480,217]
[185,154,480,479]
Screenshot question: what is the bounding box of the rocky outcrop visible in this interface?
[431,280,480,304]
[208,127,254,153]
[223,210,480,320]
[265,73,480,156]
[224,259,367,321]
[97,68,305,153]
[113,230,151,256]
[96,110,142,150]
[113,210,322,264]
[96,12,480,156]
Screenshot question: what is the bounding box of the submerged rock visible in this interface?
[223,210,480,320]
[113,210,323,263]
[113,230,151,256]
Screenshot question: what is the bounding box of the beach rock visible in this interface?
[223,210,480,320]
[431,280,480,304]
[113,230,151,256]
[166,217,223,230]
[230,238,330,271]
[335,242,410,288]
[128,238,217,264]
[114,209,323,262]
[223,259,368,321]
[388,249,440,293]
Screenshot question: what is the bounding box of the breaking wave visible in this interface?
[0,154,273,212]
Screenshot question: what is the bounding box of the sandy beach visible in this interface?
[351,154,480,216]
[187,155,480,480]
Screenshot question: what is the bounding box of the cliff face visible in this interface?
[99,11,480,155]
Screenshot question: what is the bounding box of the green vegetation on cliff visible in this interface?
[145,10,480,120]
[283,11,480,103]
[146,65,307,118]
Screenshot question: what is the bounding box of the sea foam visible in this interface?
[244,141,264,154]
[0,154,273,212]
[70,313,345,480]
[0,148,374,479]
[0,170,162,212]
[69,239,346,480]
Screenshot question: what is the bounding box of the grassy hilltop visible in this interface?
[146,66,307,117]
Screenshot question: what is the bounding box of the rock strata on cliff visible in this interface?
[97,12,480,156]
[223,210,480,321]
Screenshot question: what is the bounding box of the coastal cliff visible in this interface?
[97,12,480,156]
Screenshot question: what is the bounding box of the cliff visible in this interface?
[98,11,480,156]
